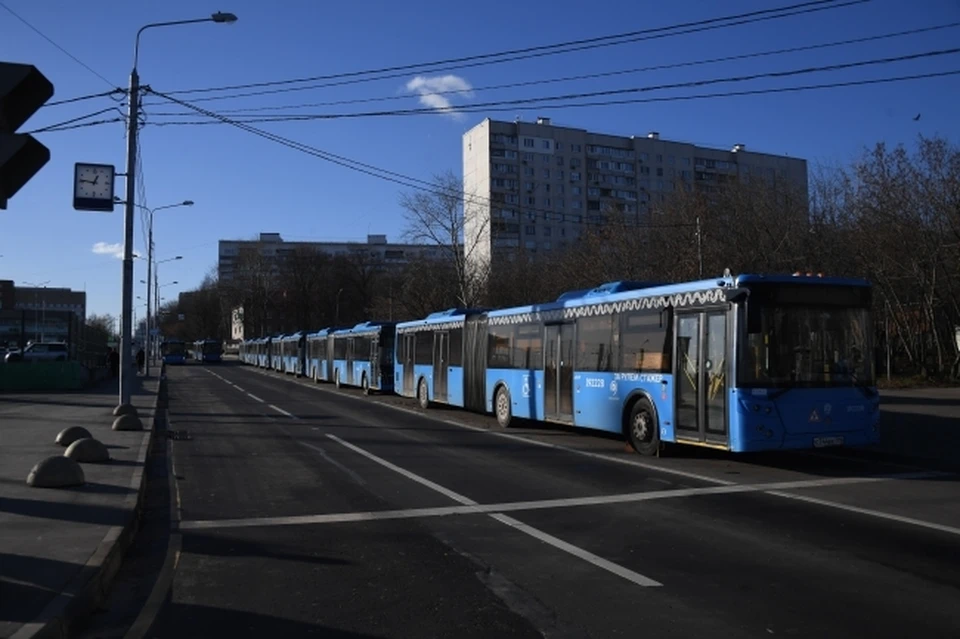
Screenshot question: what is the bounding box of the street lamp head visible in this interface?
[172,281,179,285]
[211,12,238,23]
[182,200,195,206]
[174,256,183,260]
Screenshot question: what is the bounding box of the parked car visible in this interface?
[4,342,69,363]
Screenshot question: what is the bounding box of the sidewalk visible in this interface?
[0,371,162,639]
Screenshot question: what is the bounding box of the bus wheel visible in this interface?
[417,379,429,409]
[362,374,370,395]
[627,398,659,456]
[494,386,512,429]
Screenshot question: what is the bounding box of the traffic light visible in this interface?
[0,62,54,210]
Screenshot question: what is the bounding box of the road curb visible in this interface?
[11,366,167,639]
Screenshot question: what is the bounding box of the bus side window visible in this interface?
[620,309,670,373]
[577,314,616,372]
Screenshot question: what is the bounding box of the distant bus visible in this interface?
[401,274,879,455]
[194,339,223,363]
[395,308,487,409]
[279,332,307,376]
[305,327,340,383]
[160,339,187,365]
[331,321,396,393]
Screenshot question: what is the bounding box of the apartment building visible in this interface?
[463,117,808,275]
[218,233,449,283]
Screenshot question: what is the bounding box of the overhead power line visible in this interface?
[160,0,868,101]
[24,118,124,134]
[0,0,118,89]
[170,21,953,115]
[43,88,126,108]
[23,107,125,134]
[144,47,960,124]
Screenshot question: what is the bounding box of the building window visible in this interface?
[556,155,564,166]
[525,195,536,205]
[571,171,581,181]
[525,239,537,250]
[555,142,563,151]
[639,152,649,161]
[523,152,535,161]
[542,169,550,179]
[656,167,663,177]
[556,169,564,180]
[544,198,551,207]
[524,166,534,177]
[506,194,519,204]
[544,183,551,193]
[542,140,552,150]
[572,144,582,152]
[557,184,564,194]
[668,155,675,165]
[525,182,534,191]
[571,201,582,210]
[505,149,518,159]
[571,186,582,195]
[556,198,564,208]
[525,225,536,235]
[656,154,663,162]
[543,226,552,236]
[682,157,691,166]
[523,138,535,148]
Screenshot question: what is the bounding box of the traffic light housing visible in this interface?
[0,62,54,210]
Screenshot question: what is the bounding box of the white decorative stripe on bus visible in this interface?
[487,288,727,326]
[397,320,466,334]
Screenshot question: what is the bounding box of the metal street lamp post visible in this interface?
[117,11,237,413]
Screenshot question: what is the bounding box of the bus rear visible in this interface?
[731,275,879,452]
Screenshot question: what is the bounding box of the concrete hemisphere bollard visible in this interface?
[112,413,143,431]
[27,455,85,488]
[64,438,111,463]
[113,403,139,417]
[56,425,93,447]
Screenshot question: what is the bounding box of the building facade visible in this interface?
[463,117,809,276]
[0,280,86,348]
[218,233,449,284]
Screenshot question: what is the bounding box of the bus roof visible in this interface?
[735,273,872,287]
[396,308,488,330]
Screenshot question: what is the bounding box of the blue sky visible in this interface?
[3,0,959,318]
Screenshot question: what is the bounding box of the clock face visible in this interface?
[75,164,114,201]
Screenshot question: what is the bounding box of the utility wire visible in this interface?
[145,47,960,124]
[23,117,124,134]
[22,107,124,133]
[160,0,866,100]
[146,88,684,228]
[152,18,952,114]
[43,88,126,108]
[0,0,118,89]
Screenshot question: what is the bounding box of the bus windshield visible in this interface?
[202,340,222,354]
[740,285,874,388]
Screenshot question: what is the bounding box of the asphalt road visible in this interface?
[83,362,960,638]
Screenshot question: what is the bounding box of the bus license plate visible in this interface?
[814,436,844,448]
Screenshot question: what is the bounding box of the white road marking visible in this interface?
[232,385,245,392]
[326,433,663,586]
[766,490,960,537]
[268,403,297,418]
[233,366,960,537]
[246,393,264,403]
[178,472,942,532]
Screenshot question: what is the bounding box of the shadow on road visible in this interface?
[181,531,353,567]
[149,603,385,638]
[0,552,83,624]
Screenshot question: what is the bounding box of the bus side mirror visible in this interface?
[724,287,750,303]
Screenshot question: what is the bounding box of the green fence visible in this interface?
[0,361,92,391]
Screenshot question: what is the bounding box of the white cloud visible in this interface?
[406,74,474,119]
[92,242,124,259]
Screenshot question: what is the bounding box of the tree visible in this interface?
[86,313,117,338]
[399,171,488,307]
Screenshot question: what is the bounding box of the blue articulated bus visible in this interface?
[269,336,284,371]
[395,308,488,409]
[463,274,879,454]
[234,272,879,455]
[331,321,396,393]
[280,332,307,375]
[194,338,223,363]
[160,338,187,365]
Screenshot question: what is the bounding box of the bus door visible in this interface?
[433,331,449,403]
[674,310,728,446]
[326,335,335,381]
[544,323,575,423]
[370,334,381,386]
[402,333,415,394]
[346,338,355,385]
